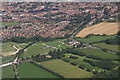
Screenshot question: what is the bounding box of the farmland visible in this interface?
[75,35,116,43]
[2,55,15,64]
[76,22,118,37]
[2,42,28,53]
[2,65,14,78]
[17,61,57,78]
[40,59,93,78]
[63,53,100,71]
[74,48,118,61]
[93,43,119,52]
[2,42,17,53]
[20,39,69,58]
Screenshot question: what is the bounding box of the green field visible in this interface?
[2,42,18,53]
[40,59,93,78]
[0,22,21,26]
[2,55,15,64]
[2,65,14,78]
[63,53,100,71]
[17,61,57,78]
[75,48,118,61]
[2,42,28,53]
[21,39,69,58]
[45,39,70,49]
[75,35,116,43]
[93,43,119,52]
[20,42,55,58]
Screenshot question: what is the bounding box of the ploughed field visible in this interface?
[76,22,118,37]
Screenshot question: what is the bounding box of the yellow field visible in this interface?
[76,22,119,37]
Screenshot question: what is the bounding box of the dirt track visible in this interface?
[76,22,119,37]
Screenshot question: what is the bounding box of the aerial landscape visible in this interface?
[0,2,119,79]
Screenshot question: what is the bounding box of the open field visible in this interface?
[63,53,100,71]
[40,59,93,78]
[20,42,55,58]
[2,55,15,64]
[2,42,18,53]
[75,35,116,43]
[75,48,118,61]
[21,39,69,58]
[17,61,57,78]
[2,42,28,53]
[76,22,118,37]
[0,22,21,26]
[93,43,119,52]
[45,39,70,49]
[2,65,14,78]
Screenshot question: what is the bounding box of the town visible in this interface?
[1,2,118,40]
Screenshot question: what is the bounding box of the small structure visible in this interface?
[45,55,52,58]
[68,40,80,46]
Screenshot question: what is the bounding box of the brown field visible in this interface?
[76,22,119,37]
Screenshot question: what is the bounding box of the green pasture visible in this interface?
[2,42,18,53]
[93,43,119,52]
[63,53,100,71]
[40,59,93,78]
[21,39,70,58]
[2,55,15,64]
[75,35,116,43]
[2,65,14,78]
[76,48,118,61]
[17,61,57,78]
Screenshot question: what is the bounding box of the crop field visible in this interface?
[40,59,93,78]
[17,61,57,78]
[0,22,21,26]
[75,35,116,43]
[93,43,119,52]
[77,49,118,61]
[2,65,14,78]
[76,22,118,37]
[63,53,100,71]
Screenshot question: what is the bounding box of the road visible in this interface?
[0,57,18,68]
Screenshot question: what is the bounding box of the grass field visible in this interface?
[93,43,119,52]
[2,42,28,53]
[2,42,18,53]
[0,22,21,26]
[40,59,93,78]
[21,39,69,58]
[2,55,15,64]
[45,39,70,49]
[76,22,118,37]
[77,48,118,61]
[2,65,14,78]
[75,35,116,43]
[20,42,55,58]
[17,61,57,78]
[63,53,100,71]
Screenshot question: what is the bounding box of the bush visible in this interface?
[70,62,77,66]
[69,56,78,59]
